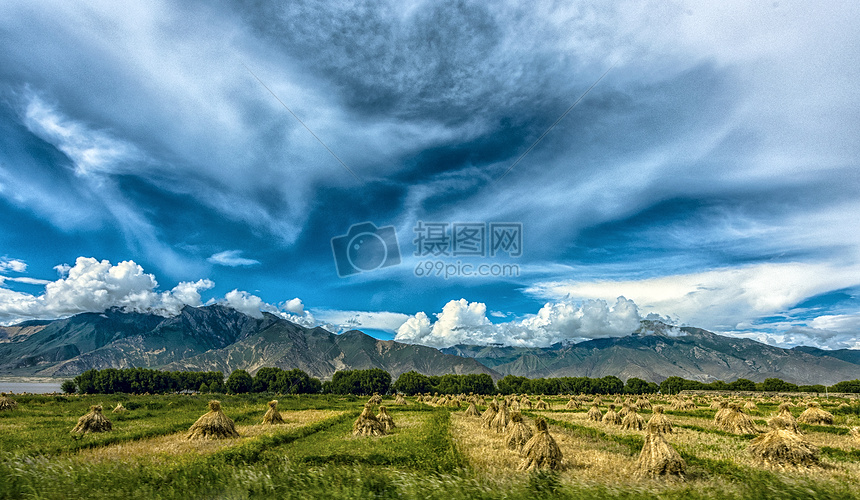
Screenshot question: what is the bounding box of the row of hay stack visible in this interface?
[69,399,289,438]
[467,398,565,471]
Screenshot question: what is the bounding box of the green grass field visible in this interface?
[1,393,859,499]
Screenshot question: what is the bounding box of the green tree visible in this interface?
[253,367,282,393]
[60,380,77,394]
[198,382,209,393]
[392,371,431,395]
[728,378,756,391]
[225,370,253,393]
[830,380,860,393]
[498,375,530,395]
[624,377,657,394]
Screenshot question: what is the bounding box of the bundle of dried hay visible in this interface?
[518,418,564,471]
[415,394,424,403]
[621,409,646,431]
[262,400,285,425]
[394,394,408,406]
[353,404,386,437]
[618,404,632,419]
[565,397,579,410]
[744,401,758,412]
[849,427,860,444]
[491,400,510,433]
[368,393,383,405]
[521,397,533,409]
[111,402,127,414]
[586,403,603,422]
[636,423,685,477]
[71,405,112,434]
[614,396,623,404]
[748,417,819,466]
[505,412,533,451]
[481,401,499,429]
[713,401,730,426]
[710,399,724,410]
[646,406,673,434]
[535,396,548,410]
[477,396,487,406]
[0,394,18,411]
[798,402,834,425]
[464,401,481,417]
[636,398,652,410]
[592,396,603,406]
[602,404,622,425]
[777,403,800,433]
[716,403,759,434]
[376,406,396,431]
[187,400,238,439]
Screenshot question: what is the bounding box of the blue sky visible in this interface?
[1,1,859,350]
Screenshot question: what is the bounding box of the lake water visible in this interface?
[0,382,63,394]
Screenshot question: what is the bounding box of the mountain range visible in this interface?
[1,306,858,385]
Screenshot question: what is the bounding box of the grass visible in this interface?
[1,394,860,499]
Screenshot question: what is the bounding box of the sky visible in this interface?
[1,1,859,350]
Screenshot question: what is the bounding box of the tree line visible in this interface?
[65,367,860,396]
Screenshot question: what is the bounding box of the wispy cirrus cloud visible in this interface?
[208,250,261,267]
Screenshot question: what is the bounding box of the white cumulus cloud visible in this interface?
[0,257,218,324]
[0,258,27,273]
[394,297,642,348]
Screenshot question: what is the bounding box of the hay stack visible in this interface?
[394,394,408,406]
[565,397,579,410]
[353,404,386,436]
[744,401,757,412]
[71,405,112,434]
[671,398,696,411]
[587,403,603,422]
[716,403,759,434]
[0,394,18,411]
[368,393,383,405]
[748,417,819,466]
[376,406,396,431]
[491,400,510,433]
[464,401,481,417]
[798,402,834,425]
[187,400,238,439]
[849,427,860,444]
[621,409,646,431]
[714,401,730,424]
[602,404,622,425]
[505,412,533,451]
[518,418,563,471]
[637,423,685,477]
[535,396,548,410]
[618,404,632,419]
[636,398,652,410]
[481,401,499,429]
[646,406,673,434]
[111,402,127,414]
[777,403,799,433]
[262,400,285,425]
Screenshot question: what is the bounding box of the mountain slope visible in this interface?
[443,323,860,386]
[0,306,498,380]
[162,325,500,380]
